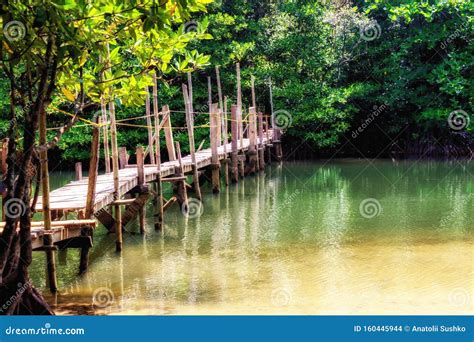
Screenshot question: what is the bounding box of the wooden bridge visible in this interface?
[0,64,283,292]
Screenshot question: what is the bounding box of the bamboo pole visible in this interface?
[223,97,230,185]
[207,76,212,111]
[187,71,194,117]
[258,111,265,170]
[248,106,258,174]
[236,63,243,147]
[152,73,160,165]
[230,104,239,183]
[175,142,188,207]
[251,75,256,110]
[39,108,57,293]
[106,42,122,252]
[75,162,82,181]
[250,75,259,168]
[1,139,7,175]
[268,77,282,161]
[210,103,220,193]
[119,147,128,169]
[153,73,163,230]
[145,86,155,165]
[80,115,100,274]
[136,146,145,234]
[216,66,224,112]
[183,84,202,201]
[99,56,111,174]
[162,105,176,161]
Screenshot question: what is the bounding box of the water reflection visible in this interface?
[34,160,473,315]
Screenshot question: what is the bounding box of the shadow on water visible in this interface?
[32,159,473,315]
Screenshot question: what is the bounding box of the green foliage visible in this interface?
[1,0,472,162]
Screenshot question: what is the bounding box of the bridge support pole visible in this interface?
[153,74,164,230]
[175,142,188,207]
[265,119,272,164]
[230,105,239,183]
[210,103,220,193]
[247,107,258,174]
[75,162,82,180]
[222,98,230,186]
[258,111,265,171]
[183,84,202,201]
[39,103,57,293]
[80,116,100,274]
[136,146,145,234]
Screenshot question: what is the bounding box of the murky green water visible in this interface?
[30,160,474,315]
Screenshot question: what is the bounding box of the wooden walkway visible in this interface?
[34,133,273,213]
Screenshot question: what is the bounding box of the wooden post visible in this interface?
[236,63,243,149]
[187,72,194,117]
[251,75,256,110]
[175,142,188,207]
[207,76,212,111]
[99,55,111,174]
[152,73,160,165]
[39,108,57,293]
[145,86,155,165]
[248,106,258,174]
[75,162,82,181]
[119,147,128,169]
[136,146,145,234]
[110,100,122,252]
[210,103,220,193]
[183,84,202,201]
[215,66,224,111]
[162,105,176,161]
[268,77,282,161]
[258,111,265,170]
[265,118,272,164]
[80,116,100,274]
[1,139,7,175]
[1,139,6,221]
[222,97,229,186]
[153,73,163,230]
[230,105,239,183]
[106,42,122,252]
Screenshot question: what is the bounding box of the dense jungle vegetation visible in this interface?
[1,0,472,167]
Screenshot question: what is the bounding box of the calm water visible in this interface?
[31,160,474,315]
